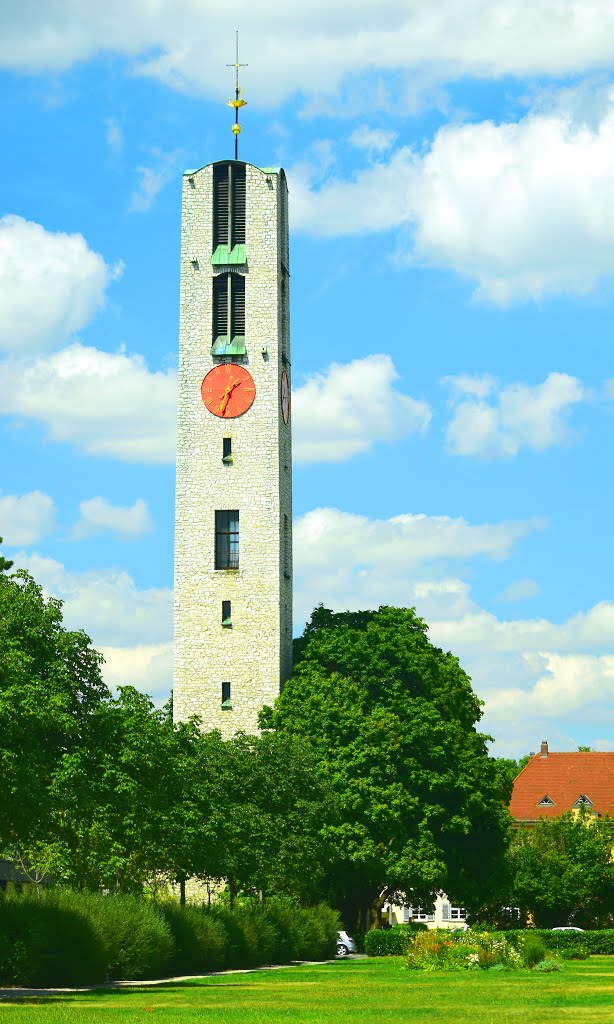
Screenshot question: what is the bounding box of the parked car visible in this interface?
[337,930,357,956]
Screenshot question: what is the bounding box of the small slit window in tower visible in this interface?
[212,162,246,264]
[215,510,239,569]
[221,681,232,709]
[222,600,232,627]
[222,437,232,463]
[212,273,246,356]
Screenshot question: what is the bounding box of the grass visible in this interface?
[2,956,614,1023]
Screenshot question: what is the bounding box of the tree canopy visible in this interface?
[0,544,332,899]
[261,604,511,928]
[508,811,614,928]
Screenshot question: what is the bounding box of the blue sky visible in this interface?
[1,2,614,757]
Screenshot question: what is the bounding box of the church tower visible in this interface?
[173,153,292,737]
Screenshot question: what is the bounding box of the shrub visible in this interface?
[491,928,614,955]
[517,932,546,969]
[209,904,262,968]
[406,930,524,972]
[0,889,340,984]
[559,944,590,960]
[158,903,227,975]
[59,890,174,981]
[535,958,562,972]
[365,928,412,957]
[0,890,105,986]
[287,903,339,961]
[406,930,469,971]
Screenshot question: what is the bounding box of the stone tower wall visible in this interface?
[174,161,292,737]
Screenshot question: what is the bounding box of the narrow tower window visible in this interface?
[222,600,232,626]
[221,681,232,708]
[284,514,291,579]
[212,273,246,356]
[222,437,232,463]
[215,510,239,569]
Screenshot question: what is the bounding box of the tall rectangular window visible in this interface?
[215,510,239,569]
[213,162,246,251]
[222,600,232,625]
[221,681,231,708]
[222,437,232,462]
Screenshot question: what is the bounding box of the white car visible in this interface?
[337,930,357,956]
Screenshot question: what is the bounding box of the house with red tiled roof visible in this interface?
[510,741,614,824]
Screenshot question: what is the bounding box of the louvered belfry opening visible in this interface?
[213,162,246,250]
[231,273,245,335]
[213,275,228,340]
[231,165,246,248]
[213,273,245,347]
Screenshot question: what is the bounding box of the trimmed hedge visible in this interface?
[492,929,614,955]
[0,890,339,987]
[365,924,426,957]
[0,896,106,986]
[364,925,614,959]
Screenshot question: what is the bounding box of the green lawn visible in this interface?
[2,957,614,1023]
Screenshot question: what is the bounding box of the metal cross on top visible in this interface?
[227,31,248,159]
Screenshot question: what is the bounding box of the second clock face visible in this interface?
[201,364,256,418]
[280,369,290,424]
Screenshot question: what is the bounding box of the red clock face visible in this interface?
[280,369,290,424]
[201,364,256,418]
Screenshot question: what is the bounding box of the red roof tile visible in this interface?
[510,750,614,821]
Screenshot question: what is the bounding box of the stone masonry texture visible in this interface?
[173,161,292,738]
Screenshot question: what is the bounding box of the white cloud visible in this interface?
[486,653,614,720]
[0,216,116,354]
[497,578,541,602]
[7,551,173,698]
[294,505,543,626]
[100,643,173,701]
[433,600,614,657]
[349,125,397,153]
[71,497,153,540]
[293,86,614,302]
[130,148,182,212]
[0,343,177,463]
[293,354,430,464]
[443,372,588,457]
[291,147,416,237]
[291,504,614,755]
[11,551,173,650]
[2,2,614,106]
[104,116,123,152]
[0,491,56,545]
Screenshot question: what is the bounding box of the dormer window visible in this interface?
[573,794,593,808]
[537,795,555,806]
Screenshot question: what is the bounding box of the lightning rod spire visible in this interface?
[227,31,247,159]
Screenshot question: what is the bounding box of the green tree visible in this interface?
[0,564,108,850]
[509,811,614,928]
[45,686,210,892]
[198,730,334,903]
[0,537,13,573]
[260,605,510,929]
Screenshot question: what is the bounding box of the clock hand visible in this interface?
[220,377,244,413]
[219,385,233,414]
